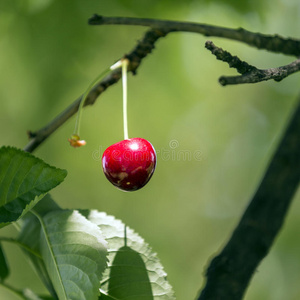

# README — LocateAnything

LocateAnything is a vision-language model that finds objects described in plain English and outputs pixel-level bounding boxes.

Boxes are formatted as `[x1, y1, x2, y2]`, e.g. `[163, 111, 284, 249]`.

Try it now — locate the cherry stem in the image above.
[73, 67, 111, 137]
[73, 59, 129, 140]
[122, 59, 129, 140]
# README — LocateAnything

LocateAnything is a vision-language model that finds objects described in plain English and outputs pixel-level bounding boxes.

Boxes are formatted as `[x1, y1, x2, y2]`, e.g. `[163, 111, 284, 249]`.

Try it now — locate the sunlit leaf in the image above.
[39, 210, 108, 300]
[0, 243, 9, 281]
[81, 211, 175, 300]
[0, 146, 67, 228]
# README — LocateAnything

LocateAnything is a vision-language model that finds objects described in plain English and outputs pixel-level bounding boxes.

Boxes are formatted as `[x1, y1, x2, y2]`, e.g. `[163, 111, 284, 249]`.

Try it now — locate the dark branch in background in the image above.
[89, 15, 300, 57]
[198, 98, 300, 300]
[205, 41, 300, 85]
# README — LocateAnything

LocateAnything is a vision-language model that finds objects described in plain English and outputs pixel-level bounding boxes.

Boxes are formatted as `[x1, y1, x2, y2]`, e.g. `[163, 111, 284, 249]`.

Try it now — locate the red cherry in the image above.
[102, 138, 156, 191]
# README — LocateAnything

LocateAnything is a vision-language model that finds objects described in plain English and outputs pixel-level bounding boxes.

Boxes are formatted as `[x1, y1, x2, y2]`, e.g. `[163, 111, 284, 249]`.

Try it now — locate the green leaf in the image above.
[0, 243, 9, 281]
[38, 210, 108, 300]
[81, 211, 175, 300]
[0, 146, 67, 228]
[18, 195, 61, 298]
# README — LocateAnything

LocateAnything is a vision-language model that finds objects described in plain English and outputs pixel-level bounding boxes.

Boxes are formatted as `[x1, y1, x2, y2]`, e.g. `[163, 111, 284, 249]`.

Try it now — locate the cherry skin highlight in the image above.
[102, 138, 156, 191]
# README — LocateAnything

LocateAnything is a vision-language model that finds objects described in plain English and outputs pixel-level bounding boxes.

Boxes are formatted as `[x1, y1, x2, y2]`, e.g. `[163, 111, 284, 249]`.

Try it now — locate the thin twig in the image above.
[198, 98, 300, 299]
[24, 70, 121, 153]
[205, 41, 258, 74]
[205, 41, 300, 85]
[89, 15, 300, 57]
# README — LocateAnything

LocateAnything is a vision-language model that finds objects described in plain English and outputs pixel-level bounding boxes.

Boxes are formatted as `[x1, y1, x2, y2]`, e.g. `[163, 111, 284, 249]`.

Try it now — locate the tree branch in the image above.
[205, 41, 300, 85]
[24, 29, 166, 153]
[197, 98, 300, 299]
[24, 16, 300, 152]
[89, 15, 300, 57]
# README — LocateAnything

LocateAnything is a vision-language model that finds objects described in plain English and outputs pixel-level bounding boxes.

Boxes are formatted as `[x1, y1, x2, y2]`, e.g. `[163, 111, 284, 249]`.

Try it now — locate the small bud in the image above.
[68, 134, 86, 148]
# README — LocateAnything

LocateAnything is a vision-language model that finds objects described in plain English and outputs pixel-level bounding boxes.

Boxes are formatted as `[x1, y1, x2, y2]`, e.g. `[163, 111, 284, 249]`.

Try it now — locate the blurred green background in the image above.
[1, 0, 300, 299]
